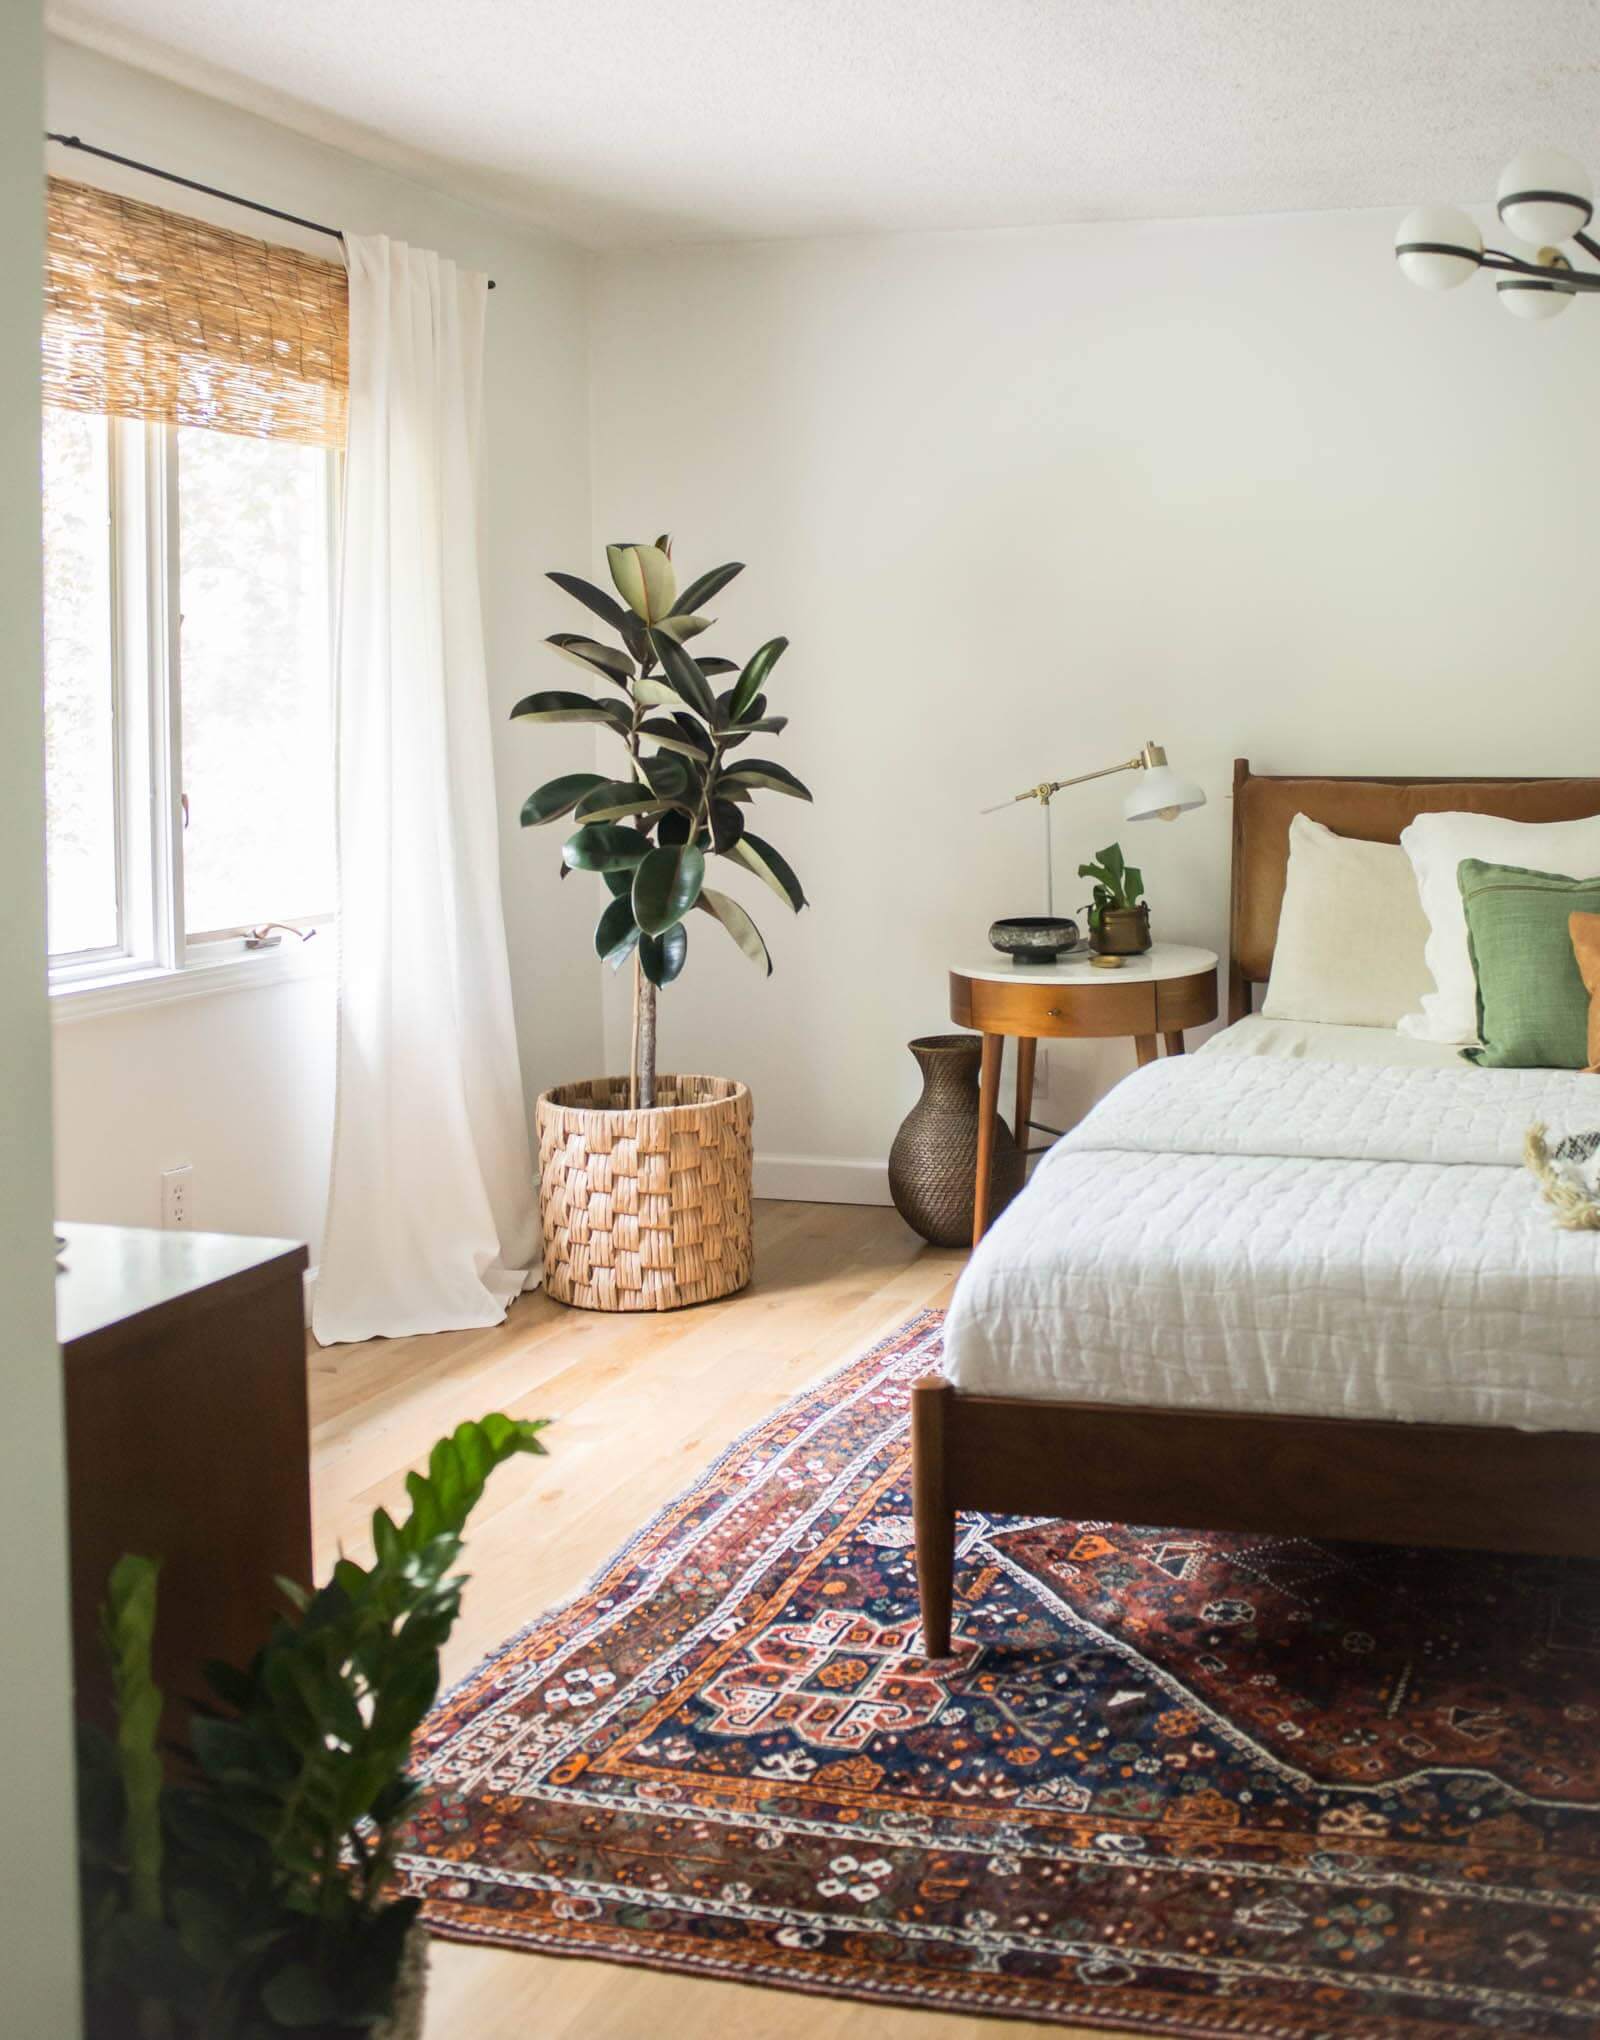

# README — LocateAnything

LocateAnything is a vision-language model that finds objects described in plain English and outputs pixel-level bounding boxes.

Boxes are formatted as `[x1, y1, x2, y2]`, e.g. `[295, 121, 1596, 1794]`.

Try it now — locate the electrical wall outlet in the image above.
[161, 1164, 193, 1229]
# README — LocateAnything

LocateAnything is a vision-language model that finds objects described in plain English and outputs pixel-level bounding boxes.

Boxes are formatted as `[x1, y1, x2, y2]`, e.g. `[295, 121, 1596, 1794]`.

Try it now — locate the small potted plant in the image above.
[516, 537, 810, 1312]
[1078, 842, 1152, 956]
[77, 1414, 547, 2040]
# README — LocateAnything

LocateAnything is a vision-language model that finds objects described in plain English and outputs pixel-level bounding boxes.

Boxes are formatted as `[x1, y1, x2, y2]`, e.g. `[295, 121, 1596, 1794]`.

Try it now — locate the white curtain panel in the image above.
[313, 236, 537, 1346]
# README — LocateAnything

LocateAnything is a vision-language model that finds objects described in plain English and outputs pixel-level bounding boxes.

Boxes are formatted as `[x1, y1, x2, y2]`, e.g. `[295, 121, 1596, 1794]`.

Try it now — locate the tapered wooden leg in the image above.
[1013, 1035, 1037, 1161]
[1134, 1034, 1159, 1068]
[973, 1030, 1003, 1247]
[1163, 1030, 1185, 1057]
[912, 1374, 954, 1659]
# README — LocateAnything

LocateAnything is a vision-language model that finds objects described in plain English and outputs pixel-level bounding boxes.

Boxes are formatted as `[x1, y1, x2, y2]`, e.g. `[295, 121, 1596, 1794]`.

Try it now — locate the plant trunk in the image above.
[635, 968, 657, 1109]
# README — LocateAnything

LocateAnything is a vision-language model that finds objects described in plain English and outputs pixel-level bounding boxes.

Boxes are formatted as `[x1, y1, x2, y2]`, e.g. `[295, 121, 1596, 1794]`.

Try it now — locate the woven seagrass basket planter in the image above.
[536, 1074, 754, 1311]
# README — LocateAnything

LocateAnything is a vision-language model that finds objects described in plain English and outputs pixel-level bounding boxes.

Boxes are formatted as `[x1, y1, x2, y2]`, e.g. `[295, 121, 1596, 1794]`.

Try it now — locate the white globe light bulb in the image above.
[1394, 206, 1483, 289]
[1496, 276, 1577, 320]
[1497, 147, 1593, 246]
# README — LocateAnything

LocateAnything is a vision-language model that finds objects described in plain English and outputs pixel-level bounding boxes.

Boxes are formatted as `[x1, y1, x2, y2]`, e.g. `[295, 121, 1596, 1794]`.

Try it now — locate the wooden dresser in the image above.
[57, 1223, 312, 1732]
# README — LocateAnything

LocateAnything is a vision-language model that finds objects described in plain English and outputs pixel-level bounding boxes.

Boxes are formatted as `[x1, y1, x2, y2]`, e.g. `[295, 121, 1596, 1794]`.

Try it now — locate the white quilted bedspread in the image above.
[941, 1056, 1600, 1432]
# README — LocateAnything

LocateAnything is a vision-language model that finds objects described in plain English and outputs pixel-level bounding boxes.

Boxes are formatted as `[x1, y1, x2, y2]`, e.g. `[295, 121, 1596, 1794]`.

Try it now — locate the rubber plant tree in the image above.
[515, 538, 809, 1106]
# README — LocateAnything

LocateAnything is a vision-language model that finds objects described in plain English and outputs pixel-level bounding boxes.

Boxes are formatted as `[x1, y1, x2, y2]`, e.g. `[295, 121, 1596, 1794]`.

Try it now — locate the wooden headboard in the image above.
[1227, 758, 1600, 1024]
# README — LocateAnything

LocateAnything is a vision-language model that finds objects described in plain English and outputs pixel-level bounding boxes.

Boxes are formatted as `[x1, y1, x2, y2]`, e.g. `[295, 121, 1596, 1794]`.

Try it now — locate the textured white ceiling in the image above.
[47, 1, 1600, 249]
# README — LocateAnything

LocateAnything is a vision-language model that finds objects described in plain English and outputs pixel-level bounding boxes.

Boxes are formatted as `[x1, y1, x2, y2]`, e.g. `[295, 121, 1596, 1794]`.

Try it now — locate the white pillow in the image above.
[1262, 814, 1433, 1029]
[1397, 810, 1600, 1045]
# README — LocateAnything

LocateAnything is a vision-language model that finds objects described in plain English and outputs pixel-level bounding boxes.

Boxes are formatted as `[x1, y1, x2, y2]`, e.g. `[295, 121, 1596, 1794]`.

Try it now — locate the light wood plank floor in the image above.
[309, 1200, 1098, 2039]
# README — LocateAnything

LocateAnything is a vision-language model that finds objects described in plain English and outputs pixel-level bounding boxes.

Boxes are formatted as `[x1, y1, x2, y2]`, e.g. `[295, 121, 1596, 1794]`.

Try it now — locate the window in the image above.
[41, 408, 339, 988]
[41, 407, 117, 958]
[40, 174, 348, 998]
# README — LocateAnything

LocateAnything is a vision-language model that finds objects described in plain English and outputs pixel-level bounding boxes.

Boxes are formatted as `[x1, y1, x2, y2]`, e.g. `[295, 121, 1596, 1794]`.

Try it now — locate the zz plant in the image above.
[516, 538, 809, 1106]
[78, 1413, 547, 2039]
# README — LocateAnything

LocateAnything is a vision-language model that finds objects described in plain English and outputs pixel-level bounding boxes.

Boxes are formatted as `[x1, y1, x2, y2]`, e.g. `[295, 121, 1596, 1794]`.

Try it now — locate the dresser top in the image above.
[56, 1222, 307, 1350]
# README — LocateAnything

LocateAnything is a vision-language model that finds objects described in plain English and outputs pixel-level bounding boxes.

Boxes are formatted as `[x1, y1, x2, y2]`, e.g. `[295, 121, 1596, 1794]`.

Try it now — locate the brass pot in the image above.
[1090, 903, 1151, 956]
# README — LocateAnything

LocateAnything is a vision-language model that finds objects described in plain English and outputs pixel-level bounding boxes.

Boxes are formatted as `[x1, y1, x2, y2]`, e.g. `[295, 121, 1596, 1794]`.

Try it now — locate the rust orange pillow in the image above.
[1574, 911, 1600, 1072]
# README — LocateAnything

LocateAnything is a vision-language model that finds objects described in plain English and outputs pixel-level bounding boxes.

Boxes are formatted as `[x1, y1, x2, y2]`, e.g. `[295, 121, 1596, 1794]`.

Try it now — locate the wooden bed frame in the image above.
[913, 759, 1600, 1658]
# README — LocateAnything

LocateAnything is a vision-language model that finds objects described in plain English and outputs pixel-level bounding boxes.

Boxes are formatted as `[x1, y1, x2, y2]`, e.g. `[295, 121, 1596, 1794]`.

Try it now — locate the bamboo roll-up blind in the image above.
[43, 176, 348, 447]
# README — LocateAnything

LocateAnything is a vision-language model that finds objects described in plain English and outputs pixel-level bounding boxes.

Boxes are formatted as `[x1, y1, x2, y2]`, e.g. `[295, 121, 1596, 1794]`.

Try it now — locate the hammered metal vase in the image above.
[888, 1034, 1025, 1247]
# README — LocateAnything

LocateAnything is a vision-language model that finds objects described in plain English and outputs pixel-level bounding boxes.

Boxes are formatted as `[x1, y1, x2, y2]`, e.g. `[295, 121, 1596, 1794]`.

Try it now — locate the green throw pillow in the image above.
[1458, 858, 1600, 1069]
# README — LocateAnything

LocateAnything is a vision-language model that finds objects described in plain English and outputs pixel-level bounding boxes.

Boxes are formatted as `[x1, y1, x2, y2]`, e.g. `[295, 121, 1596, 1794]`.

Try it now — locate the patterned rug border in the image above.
[411, 1905, 1459, 2040]
[405, 1306, 1600, 2039]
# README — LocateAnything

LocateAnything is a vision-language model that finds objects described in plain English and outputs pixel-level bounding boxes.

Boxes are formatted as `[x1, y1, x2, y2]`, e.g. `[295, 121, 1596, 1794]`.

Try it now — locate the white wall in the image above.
[1, 7, 82, 2029]
[588, 211, 1600, 1189]
[47, 37, 599, 1259]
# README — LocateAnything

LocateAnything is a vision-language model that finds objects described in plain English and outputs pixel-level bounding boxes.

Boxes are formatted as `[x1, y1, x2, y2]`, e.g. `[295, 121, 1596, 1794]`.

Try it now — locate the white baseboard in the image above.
[754, 1152, 892, 1206]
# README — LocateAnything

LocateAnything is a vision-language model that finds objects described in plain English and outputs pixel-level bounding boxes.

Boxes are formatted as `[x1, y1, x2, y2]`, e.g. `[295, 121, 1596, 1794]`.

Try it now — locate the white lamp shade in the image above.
[1125, 764, 1205, 823]
[1495, 276, 1577, 320]
[1394, 206, 1482, 289]
[1497, 147, 1593, 247]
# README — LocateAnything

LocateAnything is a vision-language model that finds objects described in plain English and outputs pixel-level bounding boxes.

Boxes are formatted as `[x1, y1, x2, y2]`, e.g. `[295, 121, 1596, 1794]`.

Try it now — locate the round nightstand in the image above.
[949, 942, 1219, 1245]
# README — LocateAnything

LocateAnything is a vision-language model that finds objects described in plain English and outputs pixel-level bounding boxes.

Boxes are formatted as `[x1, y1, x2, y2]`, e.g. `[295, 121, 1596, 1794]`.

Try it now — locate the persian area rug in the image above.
[398, 1311, 1600, 2037]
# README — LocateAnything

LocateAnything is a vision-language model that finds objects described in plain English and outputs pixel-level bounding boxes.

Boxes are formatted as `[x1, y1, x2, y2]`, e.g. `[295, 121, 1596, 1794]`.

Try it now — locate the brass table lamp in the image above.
[983, 740, 1205, 917]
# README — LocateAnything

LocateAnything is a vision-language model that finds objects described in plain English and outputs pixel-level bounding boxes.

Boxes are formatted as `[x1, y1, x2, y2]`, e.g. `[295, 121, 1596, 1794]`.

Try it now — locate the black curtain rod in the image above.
[44, 132, 496, 288]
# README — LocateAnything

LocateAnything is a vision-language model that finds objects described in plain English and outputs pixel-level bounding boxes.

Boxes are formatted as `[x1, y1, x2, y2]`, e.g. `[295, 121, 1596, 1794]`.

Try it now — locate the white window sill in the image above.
[50, 932, 336, 1023]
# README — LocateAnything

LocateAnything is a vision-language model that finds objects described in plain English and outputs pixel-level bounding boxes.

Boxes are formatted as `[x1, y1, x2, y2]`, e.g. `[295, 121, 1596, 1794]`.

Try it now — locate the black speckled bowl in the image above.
[988, 915, 1080, 965]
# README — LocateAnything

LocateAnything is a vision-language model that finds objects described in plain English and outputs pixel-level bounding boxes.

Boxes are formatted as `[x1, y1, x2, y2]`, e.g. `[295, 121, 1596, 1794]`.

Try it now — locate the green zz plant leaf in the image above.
[81, 1417, 549, 2040]
[101, 1554, 164, 1923]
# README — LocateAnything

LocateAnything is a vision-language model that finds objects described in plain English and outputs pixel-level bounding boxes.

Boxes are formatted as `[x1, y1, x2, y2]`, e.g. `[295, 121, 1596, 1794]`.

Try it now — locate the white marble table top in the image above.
[952, 940, 1219, 987]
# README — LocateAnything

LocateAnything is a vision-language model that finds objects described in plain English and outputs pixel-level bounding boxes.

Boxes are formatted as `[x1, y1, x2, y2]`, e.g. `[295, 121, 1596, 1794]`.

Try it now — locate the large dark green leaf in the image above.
[639, 717, 709, 761]
[671, 560, 744, 615]
[594, 893, 639, 968]
[718, 757, 813, 801]
[717, 714, 787, 754]
[639, 751, 692, 800]
[547, 570, 631, 634]
[696, 655, 739, 676]
[563, 823, 653, 873]
[655, 810, 693, 847]
[648, 629, 719, 722]
[545, 633, 634, 686]
[697, 888, 772, 974]
[729, 637, 788, 721]
[632, 842, 706, 935]
[574, 781, 669, 825]
[510, 690, 631, 735]
[672, 713, 716, 754]
[722, 830, 807, 911]
[639, 922, 688, 986]
[520, 772, 607, 826]
[603, 866, 635, 896]
[707, 798, 745, 851]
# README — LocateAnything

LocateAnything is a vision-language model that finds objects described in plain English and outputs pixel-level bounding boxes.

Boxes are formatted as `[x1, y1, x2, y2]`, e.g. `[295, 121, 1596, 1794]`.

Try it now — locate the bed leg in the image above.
[912, 1374, 955, 1659]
